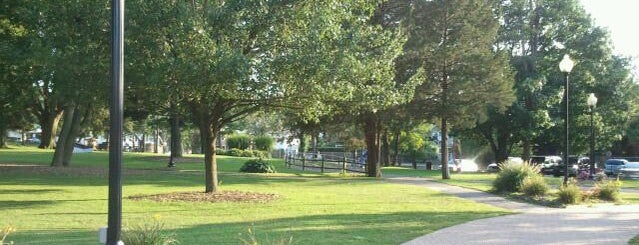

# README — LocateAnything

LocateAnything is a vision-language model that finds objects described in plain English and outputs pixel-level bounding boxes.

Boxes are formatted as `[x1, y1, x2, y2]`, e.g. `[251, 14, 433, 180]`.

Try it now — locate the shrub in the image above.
[122, 215, 178, 245]
[251, 150, 269, 159]
[228, 148, 243, 157]
[595, 178, 622, 202]
[1, 225, 15, 245]
[557, 179, 582, 204]
[240, 150, 254, 158]
[227, 134, 251, 150]
[594, 172, 607, 182]
[240, 159, 276, 173]
[254, 136, 275, 152]
[216, 149, 228, 155]
[520, 175, 549, 197]
[492, 161, 540, 193]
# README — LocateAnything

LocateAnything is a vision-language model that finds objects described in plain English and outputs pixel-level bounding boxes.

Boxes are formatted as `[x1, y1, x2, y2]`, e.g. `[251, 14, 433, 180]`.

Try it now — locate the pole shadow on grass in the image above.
[7, 210, 507, 245]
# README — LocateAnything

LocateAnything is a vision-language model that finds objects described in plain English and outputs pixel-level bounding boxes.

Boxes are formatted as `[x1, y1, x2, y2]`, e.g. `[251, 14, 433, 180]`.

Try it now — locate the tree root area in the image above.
[130, 191, 280, 203]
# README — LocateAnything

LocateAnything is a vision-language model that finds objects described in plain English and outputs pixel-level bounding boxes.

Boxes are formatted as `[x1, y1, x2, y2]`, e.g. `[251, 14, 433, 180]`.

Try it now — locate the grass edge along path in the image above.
[0, 146, 510, 244]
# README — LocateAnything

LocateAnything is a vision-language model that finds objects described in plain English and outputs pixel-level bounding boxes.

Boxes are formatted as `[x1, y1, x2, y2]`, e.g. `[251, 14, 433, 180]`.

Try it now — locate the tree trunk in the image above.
[39, 111, 63, 149]
[52, 106, 74, 166]
[200, 121, 218, 193]
[154, 118, 160, 153]
[441, 117, 450, 179]
[0, 124, 7, 148]
[363, 113, 380, 177]
[392, 128, 400, 166]
[311, 132, 318, 152]
[493, 130, 510, 164]
[298, 131, 306, 153]
[141, 133, 146, 152]
[60, 107, 84, 166]
[170, 114, 183, 158]
[522, 138, 531, 162]
[381, 128, 391, 167]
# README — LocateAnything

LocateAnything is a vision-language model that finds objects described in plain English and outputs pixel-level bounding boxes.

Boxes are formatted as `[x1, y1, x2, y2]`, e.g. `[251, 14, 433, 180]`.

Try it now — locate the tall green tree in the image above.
[47, 1, 109, 166]
[0, 1, 64, 149]
[475, 0, 639, 162]
[402, 0, 515, 179]
[126, 0, 407, 191]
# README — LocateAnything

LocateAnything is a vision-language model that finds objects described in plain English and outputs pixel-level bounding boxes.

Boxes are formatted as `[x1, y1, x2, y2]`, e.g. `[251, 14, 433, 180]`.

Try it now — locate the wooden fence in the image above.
[285, 152, 367, 174]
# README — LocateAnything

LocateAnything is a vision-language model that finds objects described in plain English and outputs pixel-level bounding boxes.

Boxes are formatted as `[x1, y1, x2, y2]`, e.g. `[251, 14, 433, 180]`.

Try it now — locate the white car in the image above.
[458, 159, 479, 172]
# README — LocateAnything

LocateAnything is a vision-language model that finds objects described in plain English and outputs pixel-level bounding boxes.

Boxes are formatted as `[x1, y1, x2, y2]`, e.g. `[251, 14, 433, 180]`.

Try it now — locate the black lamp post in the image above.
[587, 93, 598, 177]
[559, 54, 574, 186]
[108, 0, 124, 244]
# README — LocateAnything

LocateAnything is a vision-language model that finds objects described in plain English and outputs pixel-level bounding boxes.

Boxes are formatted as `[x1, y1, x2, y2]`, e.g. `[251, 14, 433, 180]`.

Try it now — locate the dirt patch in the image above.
[143, 156, 203, 163]
[129, 191, 280, 203]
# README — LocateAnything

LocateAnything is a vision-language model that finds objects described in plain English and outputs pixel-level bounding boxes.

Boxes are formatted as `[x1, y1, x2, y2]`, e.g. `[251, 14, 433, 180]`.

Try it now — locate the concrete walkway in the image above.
[386, 177, 639, 245]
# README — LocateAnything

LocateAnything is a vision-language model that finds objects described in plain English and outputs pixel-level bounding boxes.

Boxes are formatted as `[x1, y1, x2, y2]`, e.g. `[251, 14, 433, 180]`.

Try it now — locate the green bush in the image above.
[122, 216, 178, 245]
[594, 172, 607, 182]
[254, 136, 275, 152]
[228, 148, 243, 157]
[216, 149, 228, 155]
[595, 179, 621, 202]
[240, 150, 254, 158]
[250, 150, 269, 159]
[557, 179, 582, 204]
[240, 159, 276, 173]
[227, 134, 251, 150]
[520, 175, 549, 197]
[492, 161, 540, 193]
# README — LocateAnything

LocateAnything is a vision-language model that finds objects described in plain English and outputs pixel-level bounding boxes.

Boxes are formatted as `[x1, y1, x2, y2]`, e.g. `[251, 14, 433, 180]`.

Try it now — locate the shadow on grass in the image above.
[9, 211, 507, 245]
[171, 210, 509, 244]
[0, 188, 64, 194]
[0, 200, 58, 210]
[0, 169, 379, 189]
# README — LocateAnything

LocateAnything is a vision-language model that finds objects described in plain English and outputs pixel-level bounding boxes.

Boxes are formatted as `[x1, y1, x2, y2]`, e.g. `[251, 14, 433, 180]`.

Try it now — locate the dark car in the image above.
[97, 142, 109, 151]
[7, 137, 22, 143]
[552, 156, 588, 177]
[604, 159, 628, 176]
[530, 155, 561, 175]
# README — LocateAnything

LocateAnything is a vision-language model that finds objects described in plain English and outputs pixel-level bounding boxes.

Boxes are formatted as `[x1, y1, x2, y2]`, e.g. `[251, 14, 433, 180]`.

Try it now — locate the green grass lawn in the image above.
[382, 166, 639, 204]
[0, 146, 509, 244]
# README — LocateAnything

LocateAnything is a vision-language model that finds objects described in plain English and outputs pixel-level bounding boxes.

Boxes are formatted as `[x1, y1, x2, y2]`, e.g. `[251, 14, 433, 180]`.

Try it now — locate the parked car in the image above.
[486, 163, 499, 172]
[530, 155, 562, 175]
[605, 159, 629, 176]
[507, 157, 524, 164]
[7, 137, 22, 143]
[619, 162, 639, 179]
[458, 159, 479, 172]
[25, 137, 41, 144]
[485, 157, 524, 172]
[552, 156, 588, 177]
[97, 142, 109, 151]
[438, 159, 461, 172]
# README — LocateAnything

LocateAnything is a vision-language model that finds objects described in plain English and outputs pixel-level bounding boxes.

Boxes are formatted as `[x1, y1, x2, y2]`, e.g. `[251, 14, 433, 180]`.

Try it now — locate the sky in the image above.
[580, 0, 639, 70]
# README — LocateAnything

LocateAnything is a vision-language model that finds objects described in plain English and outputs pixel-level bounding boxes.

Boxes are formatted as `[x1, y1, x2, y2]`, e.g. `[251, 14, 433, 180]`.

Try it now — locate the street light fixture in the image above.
[559, 54, 574, 186]
[587, 93, 598, 177]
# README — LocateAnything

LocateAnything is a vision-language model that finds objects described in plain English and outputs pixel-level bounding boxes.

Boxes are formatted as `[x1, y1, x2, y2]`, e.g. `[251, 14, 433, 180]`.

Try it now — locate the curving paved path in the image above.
[386, 177, 639, 245]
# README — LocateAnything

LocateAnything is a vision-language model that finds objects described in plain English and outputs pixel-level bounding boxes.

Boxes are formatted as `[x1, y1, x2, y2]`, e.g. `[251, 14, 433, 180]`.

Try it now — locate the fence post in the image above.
[302, 152, 306, 171]
[321, 157, 325, 173]
[342, 156, 347, 173]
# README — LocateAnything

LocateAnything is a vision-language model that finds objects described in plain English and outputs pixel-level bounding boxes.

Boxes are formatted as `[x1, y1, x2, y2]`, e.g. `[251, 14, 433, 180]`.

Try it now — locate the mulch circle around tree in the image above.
[143, 156, 203, 163]
[129, 191, 280, 203]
